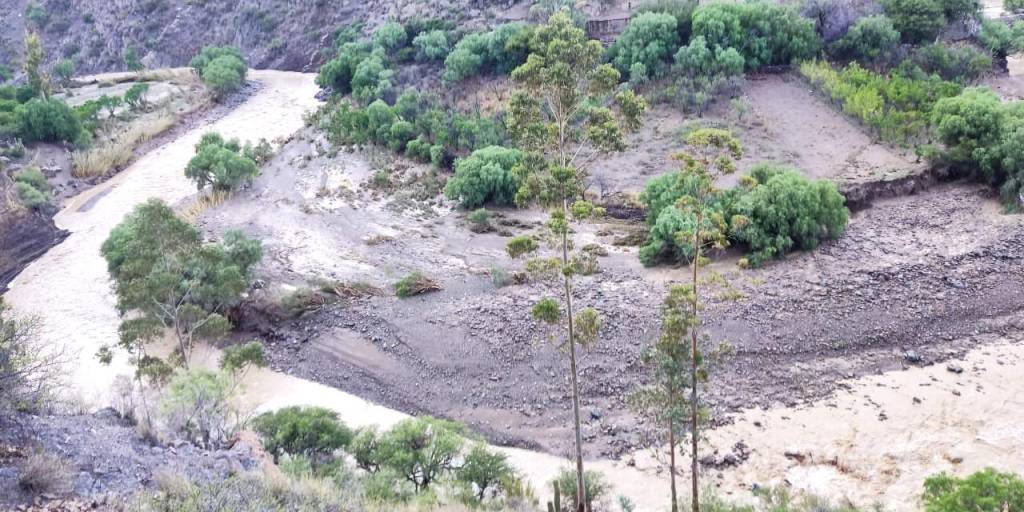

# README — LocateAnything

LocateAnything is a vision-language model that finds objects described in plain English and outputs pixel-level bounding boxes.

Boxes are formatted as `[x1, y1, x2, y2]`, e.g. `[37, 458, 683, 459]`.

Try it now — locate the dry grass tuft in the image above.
[72, 110, 177, 178]
[181, 189, 231, 221]
[18, 451, 74, 496]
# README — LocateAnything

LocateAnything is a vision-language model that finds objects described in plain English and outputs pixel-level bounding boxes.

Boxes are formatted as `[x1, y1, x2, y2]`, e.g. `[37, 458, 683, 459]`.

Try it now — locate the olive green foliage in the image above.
[374, 416, 465, 492]
[412, 29, 450, 61]
[553, 469, 607, 512]
[977, 19, 1024, 58]
[444, 145, 524, 208]
[16, 98, 83, 143]
[254, 406, 353, 465]
[608, 12, 681, 81]
[185, 132, 259, 192]
[443, 22, 534, 82]
[25, 2, 48, 27]
[350, 51, 394, 104]
[372, 22, 408, 52]
[456, 444, 515, 501]
[190, 46, 247, 100]
[882, 0, 946, 44]
[671, 36, 745, 113]
[53, 59, 75, 88]
[1010, 0, 1024, 10]
[923, 468, 1024, 512]
[830, 15, 900, 63]
[635, 0, 698, 42]
[930, 87, 1024, 208]
[125, 83, 149, 110]
[99, 199, 261, 368]
[23, 32, 47, 100]
[316, 41, 372, 95]
[800, 60, 962, 145]
[639, 172, 739, 265]
[912, 43, 992, 84]
[733, 165, 849, 266]
[689, 2, 821, 70]
[13, 167, 51, 209]
[0, 64, 11, 82]
[124, 46, 143, 72]
[326, 90, 503, 167]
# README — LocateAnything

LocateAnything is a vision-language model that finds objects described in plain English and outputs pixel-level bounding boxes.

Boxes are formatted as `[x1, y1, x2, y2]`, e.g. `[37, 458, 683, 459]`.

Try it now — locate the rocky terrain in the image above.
[0, 0, 535, 76]
[0, 410, 260, 508]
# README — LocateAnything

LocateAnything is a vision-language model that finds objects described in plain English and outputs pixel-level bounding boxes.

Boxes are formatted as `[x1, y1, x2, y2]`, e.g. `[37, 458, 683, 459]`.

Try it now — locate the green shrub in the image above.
[316, 42, 372, 94]
[253, 406, 353, 465]
[635, 0, 698, 42]
[14, 167, 49, 192]
[1010, 0, 1024, 11]
[202, 55, 246, 100]
[977, 19, 1024, 58]
[912, 43, 992, 83]
[25, 1, 48, 27]
[456, 444, 515, 502]
[467, 208, 492, 232]
[53, 59, 75, 88]
[16, 98, 82, 143]
[373, 22, 408, 52]
[800, 60, 961, 145]
[882, 0, 946, 44]
[351, 52, 393, 104]
[124, 46, 143, 72]
[159, 369, 241, 448]
[189, 46, 245, 74]
[184, 132, 259, 191]
[15, 182, 48, 209]
[443, 23, 533, 82]
[733, 167, 849, 266]
[375, 417, 465, 492]
[608, 12, 681, 81]
[0, 64, 11, 83]
[444, 145, 523, 208]
[554, 469, 607, 512]
[125, 83, 149, 110]
[393, 272, 440, 298]
[831, 15, 900, 63]
[690, 2, 820, 70]
[923, 468, 1024, 512]
[412, 29, 450, 61]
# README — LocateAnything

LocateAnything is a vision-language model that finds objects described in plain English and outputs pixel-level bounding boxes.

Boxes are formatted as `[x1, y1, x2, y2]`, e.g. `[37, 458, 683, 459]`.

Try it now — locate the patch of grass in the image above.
[394, 272, 440, 298]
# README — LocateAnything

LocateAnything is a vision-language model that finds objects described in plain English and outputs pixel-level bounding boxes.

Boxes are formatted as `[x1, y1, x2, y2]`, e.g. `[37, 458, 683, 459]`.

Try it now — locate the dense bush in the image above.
[689, 2, 820, 70]
[733, 165, 849, 266]
[14, 167, 51, 209]
[53, 59, 75, 88]
[456, 444, 515, 502]
[976, 19, 1024, 58]
[554, 468, 608, 512]
[372, 22, 408, 52]
[184, 132, 259, 192]
[316, 42, 372, 95]
[608, 12, 681, 81]
[830, 15, 900, 64]
[640, 164, 848, 266]
[1010, 0, 1024, 11]
[670, 36, 744, 113]
[882, 0, 946, 44]
[412, 29, 450, 61]
[326, 90, 504, 167]
[350, 52, 394, 104]
[159, 369, 243, 448]
[443, 22, 534, 82]
[929, 87, 1024, 207]
[132, 470, 361, 511]
[800, 60, 962, 145]
[375, 417, 465, 491]
[444, 145, 523, 208]
[16, 98, 83, 143]
[923, 468, 1024, 512]
[1, 297, 61, 411]
[635, 0, 698, 42]
[191, 46, 247, 101]
[254, 406, 353, 465]
[125, 83, 150, 110]
[912, 43, 992, 83]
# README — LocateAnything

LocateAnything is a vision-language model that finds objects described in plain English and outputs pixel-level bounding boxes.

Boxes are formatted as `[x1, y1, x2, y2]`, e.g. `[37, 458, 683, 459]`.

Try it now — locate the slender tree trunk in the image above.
[562, 198, 587, 512]
[690, 209, 702, 512]
[670, 416, 678, 512]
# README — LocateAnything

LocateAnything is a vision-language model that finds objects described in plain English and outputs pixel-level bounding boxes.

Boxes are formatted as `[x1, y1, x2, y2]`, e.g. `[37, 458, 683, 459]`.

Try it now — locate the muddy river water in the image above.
[5, 70, 1024, 512]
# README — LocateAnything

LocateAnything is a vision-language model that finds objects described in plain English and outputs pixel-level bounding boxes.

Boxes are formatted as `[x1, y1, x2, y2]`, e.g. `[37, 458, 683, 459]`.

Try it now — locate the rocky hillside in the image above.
[0, 0, 524, 76]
